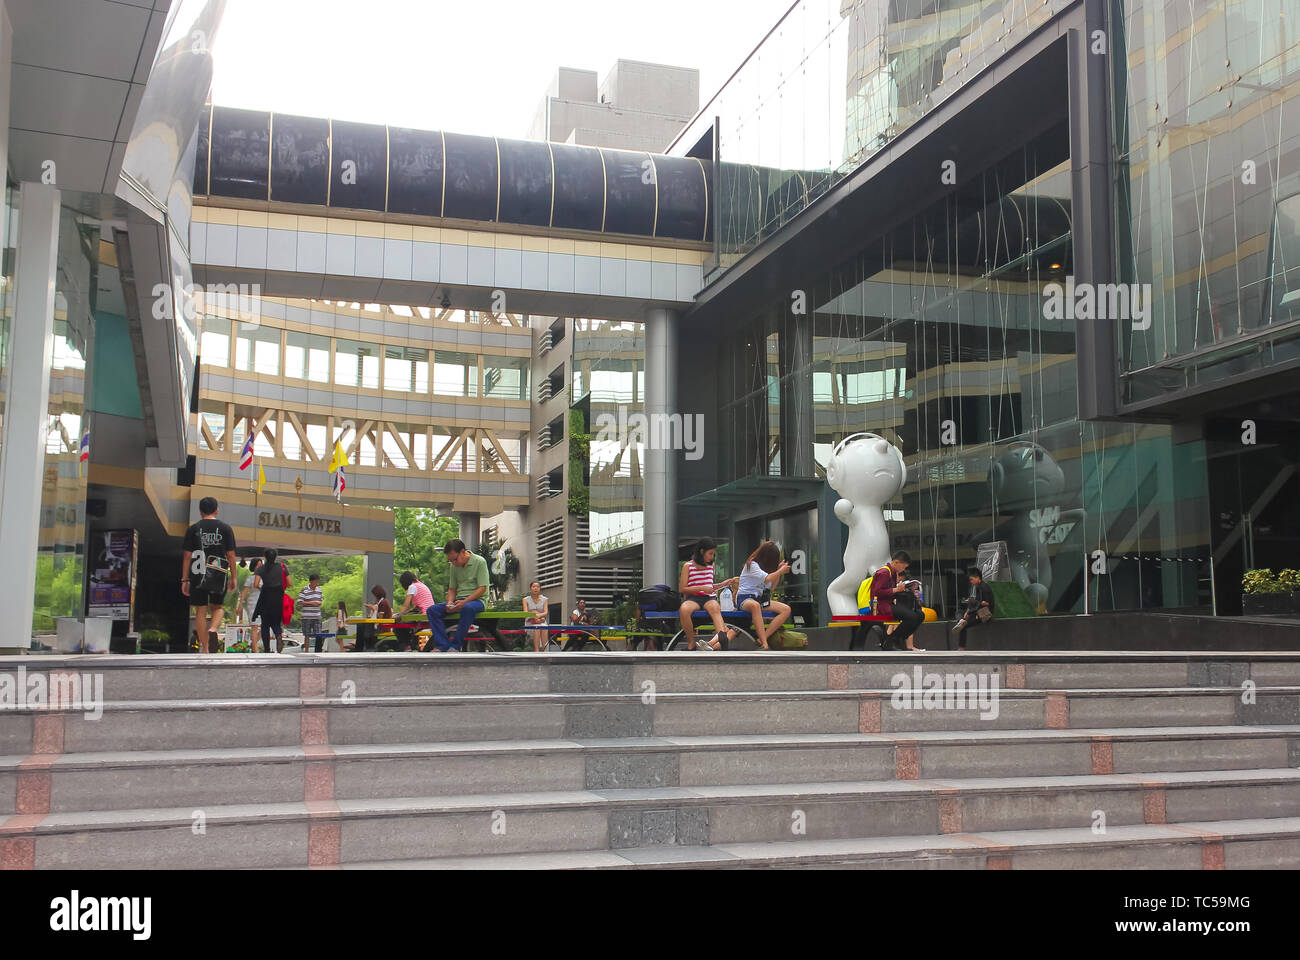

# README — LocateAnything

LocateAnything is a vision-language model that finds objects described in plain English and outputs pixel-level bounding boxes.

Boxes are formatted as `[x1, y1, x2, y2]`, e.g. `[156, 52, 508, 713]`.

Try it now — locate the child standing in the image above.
[297, 574, 325, 651]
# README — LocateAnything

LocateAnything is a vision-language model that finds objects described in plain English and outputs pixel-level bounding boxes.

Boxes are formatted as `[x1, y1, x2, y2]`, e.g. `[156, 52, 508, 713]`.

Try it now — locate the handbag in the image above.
[976, 606, 992, 623]
[282, 592, 295, 622]
[197, 556, 228, 595]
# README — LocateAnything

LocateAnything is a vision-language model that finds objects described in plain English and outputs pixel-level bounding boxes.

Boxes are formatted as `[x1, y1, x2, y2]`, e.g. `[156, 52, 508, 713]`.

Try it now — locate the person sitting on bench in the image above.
[678, 538, 738, 651]
[356, 585, 392, 652]
[734, 540, 792, 650]
[952, 567, 995, 650]
[423, 539, 489, 653]
[869, 551, 924, 651]
[396, 572, 435, 651]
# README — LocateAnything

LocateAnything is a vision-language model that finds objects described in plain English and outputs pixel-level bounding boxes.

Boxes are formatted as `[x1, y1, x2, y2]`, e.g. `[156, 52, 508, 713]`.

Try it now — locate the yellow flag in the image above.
[257, 463, 266, 495]
[327, 440, 348, 474]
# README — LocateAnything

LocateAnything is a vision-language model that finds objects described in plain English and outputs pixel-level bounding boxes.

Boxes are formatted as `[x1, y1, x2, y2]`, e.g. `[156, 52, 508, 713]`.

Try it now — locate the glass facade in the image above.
[235, 321, 281, 376]
[672, 0, 1074, 277]
[714, 129, 1213, 621]
[432, 350, 478, 397]
[288, 331, 332, 382]
[573, 318, 646, 556]
[33, 206, 108, 634]
[483, 355, 531, 401]
[1113, 0, 1300, 400]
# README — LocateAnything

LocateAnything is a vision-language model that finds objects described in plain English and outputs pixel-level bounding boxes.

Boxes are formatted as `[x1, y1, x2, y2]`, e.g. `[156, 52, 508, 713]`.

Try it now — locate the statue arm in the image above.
[834, 499, 854, 523]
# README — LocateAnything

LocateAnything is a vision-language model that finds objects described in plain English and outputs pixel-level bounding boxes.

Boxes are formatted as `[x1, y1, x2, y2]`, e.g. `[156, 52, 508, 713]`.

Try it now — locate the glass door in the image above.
[1207, 420, 1300, 615]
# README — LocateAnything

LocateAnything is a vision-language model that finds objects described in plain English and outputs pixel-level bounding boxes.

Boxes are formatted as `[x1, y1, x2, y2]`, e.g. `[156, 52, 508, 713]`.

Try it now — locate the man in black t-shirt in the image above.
[182, 496, 238, 653]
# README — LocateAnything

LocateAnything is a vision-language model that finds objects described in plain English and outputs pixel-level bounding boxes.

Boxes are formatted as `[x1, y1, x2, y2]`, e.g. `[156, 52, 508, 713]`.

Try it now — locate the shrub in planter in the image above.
[1242, 569, 1298, 617]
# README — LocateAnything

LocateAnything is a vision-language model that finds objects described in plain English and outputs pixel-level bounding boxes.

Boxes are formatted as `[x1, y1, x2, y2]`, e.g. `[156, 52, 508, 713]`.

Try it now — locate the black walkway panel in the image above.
[652, 154, 710, 242]
[270, 114, 329, 206]
[330, 119, 388, 213]
[208, 106, 270, 201]
[387, 126, 445, 218]
[195, 106, 711, 243]
[443, 132, 498, 222]
[601, 149, 656, 236]
[550, 143, 604, 232]
[496, 138, 553, 228]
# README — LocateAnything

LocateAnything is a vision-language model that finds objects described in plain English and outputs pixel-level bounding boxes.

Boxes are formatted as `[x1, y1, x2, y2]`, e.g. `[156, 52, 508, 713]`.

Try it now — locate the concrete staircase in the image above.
[3, 652, 1300, 869]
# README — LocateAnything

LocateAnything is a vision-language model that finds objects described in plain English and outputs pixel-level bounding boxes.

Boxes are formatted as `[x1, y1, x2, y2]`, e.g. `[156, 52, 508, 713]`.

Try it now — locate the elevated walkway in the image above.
[190, 106, 711, 320]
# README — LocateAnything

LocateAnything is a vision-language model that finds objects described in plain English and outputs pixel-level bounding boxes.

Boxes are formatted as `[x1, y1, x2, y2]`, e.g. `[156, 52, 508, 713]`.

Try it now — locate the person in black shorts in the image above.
[181, 496, 238, 653]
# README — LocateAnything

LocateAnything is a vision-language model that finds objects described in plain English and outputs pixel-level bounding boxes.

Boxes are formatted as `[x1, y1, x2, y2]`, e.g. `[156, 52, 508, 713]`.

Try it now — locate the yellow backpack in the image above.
[857, 569, 889, 614]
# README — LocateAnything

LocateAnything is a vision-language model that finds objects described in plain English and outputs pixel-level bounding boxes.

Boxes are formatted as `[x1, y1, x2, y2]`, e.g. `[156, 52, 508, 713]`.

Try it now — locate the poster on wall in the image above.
[977, 540, 1012, 583]
[88, 529, 138, 625]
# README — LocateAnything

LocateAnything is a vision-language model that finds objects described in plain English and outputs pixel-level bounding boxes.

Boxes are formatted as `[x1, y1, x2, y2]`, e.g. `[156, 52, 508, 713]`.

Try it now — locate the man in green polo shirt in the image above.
[424, 539, 490, 652]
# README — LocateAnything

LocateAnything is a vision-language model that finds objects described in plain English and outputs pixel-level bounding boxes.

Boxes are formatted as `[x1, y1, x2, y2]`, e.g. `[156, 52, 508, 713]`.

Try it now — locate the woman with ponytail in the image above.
[734, 541, 792, 650]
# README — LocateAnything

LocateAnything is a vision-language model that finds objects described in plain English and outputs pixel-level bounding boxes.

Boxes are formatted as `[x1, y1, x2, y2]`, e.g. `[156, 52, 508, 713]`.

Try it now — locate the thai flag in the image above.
[333, 465, 346, 502]
[239, 434, 254, 471]
[78, 430, 90, 464]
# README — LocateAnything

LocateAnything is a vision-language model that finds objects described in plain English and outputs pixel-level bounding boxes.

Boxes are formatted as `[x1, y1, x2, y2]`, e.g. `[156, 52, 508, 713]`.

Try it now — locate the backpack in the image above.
[773, 627, 808, 649]
[638, 584, 682, 612]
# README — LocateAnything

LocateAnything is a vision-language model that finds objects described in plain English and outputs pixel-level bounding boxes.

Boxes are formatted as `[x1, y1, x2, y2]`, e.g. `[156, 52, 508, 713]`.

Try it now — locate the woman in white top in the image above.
[735, 541, 792, 649]
[523, 581, 549, 652]
[239, 558, 264, 652]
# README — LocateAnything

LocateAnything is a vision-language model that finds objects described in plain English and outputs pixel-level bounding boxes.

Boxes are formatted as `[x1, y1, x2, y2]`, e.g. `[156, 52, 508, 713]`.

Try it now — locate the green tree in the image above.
[33, 555, 85, 633]
[321, 570, 364, 619]
[225, 556, 367, 627]
[568, 407, 590, 516]
[394, 509, 459, 602]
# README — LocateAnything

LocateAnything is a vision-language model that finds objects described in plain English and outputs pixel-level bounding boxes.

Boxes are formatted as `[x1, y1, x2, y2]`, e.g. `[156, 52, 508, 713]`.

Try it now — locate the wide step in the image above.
[6, 652, 1300, 869]
[338, 816, 1300, 870]
[14, 768, 1300, 868]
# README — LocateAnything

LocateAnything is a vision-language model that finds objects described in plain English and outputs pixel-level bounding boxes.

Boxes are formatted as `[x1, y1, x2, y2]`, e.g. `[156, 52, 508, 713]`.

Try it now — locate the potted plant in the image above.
[1242, 569, 1295, 617]
[1282, 569, 1300, 616]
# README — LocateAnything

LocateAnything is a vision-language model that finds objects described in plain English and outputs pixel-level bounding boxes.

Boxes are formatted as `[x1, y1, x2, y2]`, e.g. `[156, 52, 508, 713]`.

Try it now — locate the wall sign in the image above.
[257, 512, 342, 535]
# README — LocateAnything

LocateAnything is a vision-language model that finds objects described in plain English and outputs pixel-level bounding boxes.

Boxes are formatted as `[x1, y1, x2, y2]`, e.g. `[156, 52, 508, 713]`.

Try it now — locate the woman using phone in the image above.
[734, 541, 792, 650]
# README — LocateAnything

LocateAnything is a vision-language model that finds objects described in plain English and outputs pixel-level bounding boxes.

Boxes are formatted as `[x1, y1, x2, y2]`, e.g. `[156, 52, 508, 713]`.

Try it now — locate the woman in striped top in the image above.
[678, 538, 738, 651]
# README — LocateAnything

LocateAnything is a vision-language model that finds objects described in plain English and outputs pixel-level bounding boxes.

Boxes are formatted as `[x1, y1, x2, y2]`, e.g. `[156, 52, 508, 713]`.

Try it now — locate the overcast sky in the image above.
[210, 0, 796, 138]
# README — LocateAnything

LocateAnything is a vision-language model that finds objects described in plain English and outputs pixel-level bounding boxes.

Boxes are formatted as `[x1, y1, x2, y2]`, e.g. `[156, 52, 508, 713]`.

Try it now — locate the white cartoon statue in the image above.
[825, 433, 907, 616]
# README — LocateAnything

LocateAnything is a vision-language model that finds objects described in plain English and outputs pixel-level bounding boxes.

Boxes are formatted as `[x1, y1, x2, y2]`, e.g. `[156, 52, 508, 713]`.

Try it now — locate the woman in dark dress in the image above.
[252, 549, 289, 653]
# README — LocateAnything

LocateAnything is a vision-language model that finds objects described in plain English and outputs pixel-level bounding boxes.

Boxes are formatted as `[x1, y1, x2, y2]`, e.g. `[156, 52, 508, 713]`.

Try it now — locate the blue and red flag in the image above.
[239, 433, 254, 471]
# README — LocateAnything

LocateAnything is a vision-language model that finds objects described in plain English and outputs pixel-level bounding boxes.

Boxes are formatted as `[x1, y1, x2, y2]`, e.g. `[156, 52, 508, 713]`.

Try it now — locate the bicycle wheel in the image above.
[561, 631, 607, 652]
[669, 629, 717, 651]
[724, 625, 759, 650]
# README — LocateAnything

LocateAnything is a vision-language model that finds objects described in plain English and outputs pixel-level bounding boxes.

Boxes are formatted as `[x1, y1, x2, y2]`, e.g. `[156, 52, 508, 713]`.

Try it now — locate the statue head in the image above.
[825, 433, 907, 507]
[992, 442, 1066, 503]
